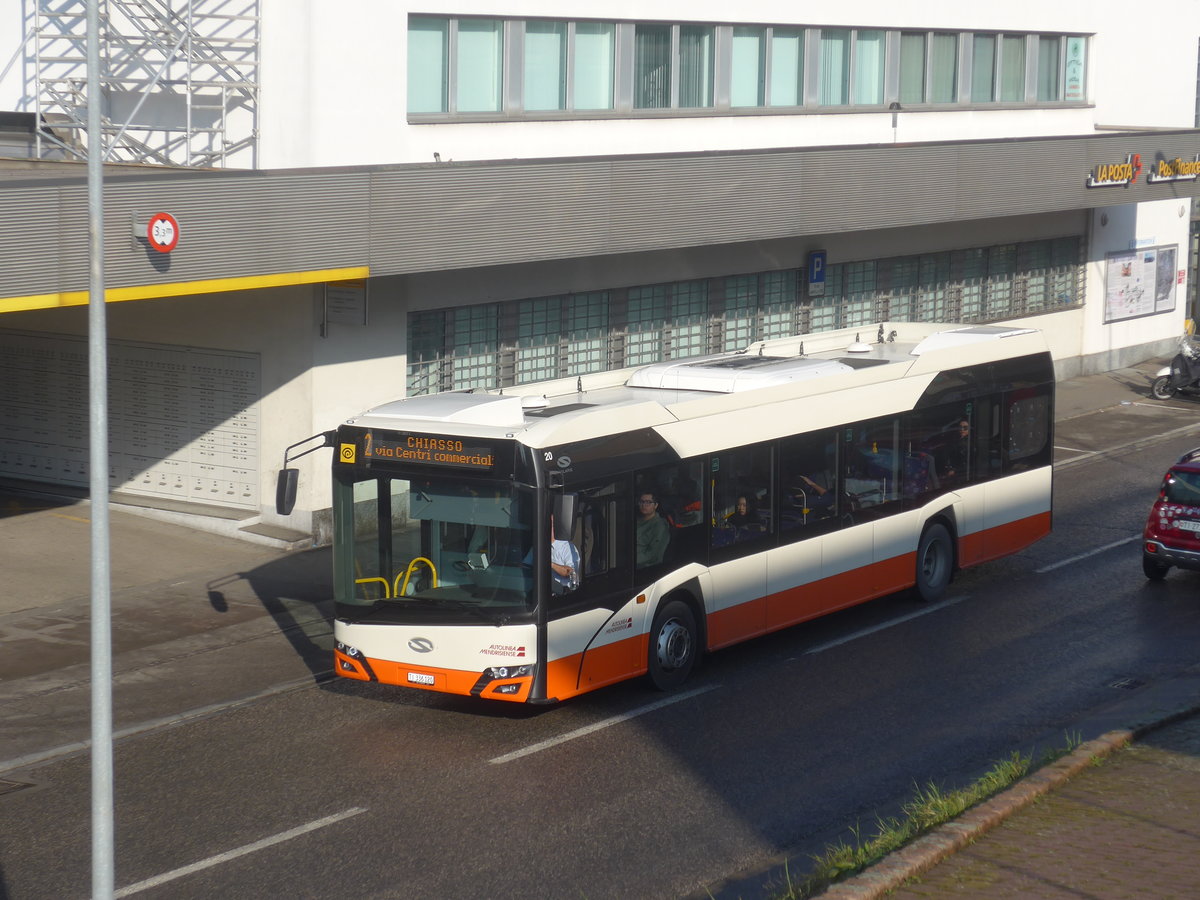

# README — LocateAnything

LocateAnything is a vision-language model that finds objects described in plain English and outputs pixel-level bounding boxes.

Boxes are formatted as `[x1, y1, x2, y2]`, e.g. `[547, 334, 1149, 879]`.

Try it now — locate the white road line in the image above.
[113, 807, 367, 897]
[1035, 535, 1140, 573]
[1054, 445, 1089, 453]
[489, 685, 718, 764]
[800, 595, 967, 656]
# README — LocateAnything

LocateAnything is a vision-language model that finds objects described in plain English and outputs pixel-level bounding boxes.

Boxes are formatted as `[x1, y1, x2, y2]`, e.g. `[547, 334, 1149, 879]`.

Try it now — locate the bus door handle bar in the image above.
[355, 576, 391, 600]
[397, 557, 438, 597]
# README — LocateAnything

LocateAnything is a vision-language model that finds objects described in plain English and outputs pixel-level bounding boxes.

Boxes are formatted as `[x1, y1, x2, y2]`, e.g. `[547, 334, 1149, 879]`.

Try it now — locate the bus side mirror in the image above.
[276, 468, 299, 516]
[552, 492, 578, 540]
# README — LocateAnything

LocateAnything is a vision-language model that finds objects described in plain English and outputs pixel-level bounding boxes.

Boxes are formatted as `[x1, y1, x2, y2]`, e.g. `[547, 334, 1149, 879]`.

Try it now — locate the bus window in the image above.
[1005, 387, 1052, 471]
[843, 418, 901, 519]
[333, 472, 535, 615]
[711, 445, 772, 548]
[637, 460, 705, 566]
[780, 430, 839, 535]
[904, 402, 973, 496]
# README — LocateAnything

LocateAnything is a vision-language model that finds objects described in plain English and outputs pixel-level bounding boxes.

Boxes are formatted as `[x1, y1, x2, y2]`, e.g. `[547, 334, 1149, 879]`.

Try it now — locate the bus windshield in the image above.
[335, 473, 536, 622]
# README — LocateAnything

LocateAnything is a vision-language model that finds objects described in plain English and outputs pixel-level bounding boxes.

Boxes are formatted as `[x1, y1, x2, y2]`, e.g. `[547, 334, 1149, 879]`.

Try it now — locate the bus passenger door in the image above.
[705, 446, 771, 648]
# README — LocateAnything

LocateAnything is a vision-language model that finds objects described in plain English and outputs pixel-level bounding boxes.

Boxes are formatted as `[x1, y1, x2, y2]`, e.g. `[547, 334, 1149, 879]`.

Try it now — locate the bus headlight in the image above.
[335, 641, 361, 658]
[484, 665, 533, 680]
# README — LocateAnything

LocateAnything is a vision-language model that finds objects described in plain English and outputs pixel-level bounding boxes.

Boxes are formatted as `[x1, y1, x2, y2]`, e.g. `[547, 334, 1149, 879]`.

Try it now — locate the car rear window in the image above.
[1164, 470, 1200, 505]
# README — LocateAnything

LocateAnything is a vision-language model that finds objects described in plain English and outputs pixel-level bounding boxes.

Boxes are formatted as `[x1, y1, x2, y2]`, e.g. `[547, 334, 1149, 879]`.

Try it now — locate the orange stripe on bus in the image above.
[960, 511, 1051, 566]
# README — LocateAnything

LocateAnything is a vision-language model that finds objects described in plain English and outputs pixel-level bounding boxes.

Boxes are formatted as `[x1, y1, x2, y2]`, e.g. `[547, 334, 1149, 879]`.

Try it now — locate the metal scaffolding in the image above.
[34, 0, 259, 167]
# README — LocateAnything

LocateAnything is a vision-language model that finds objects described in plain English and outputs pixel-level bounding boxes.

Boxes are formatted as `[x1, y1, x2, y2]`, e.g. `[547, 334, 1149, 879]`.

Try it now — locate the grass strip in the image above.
[770, 734, 1080, 900]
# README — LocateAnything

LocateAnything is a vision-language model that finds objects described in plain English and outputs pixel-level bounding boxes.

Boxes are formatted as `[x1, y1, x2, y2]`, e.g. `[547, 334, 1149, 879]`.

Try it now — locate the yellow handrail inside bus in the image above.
[396, 557, 438, 597]
[354, 576, 391, 600]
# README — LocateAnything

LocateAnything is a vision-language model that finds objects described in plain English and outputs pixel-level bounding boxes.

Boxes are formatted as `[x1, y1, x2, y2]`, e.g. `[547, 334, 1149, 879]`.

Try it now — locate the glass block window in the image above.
[564, 291, 610, 376]
[958, 248, 987, 319]
[842, 261, 877, 328]
[986, 244, 1016, 317]
[407, 309, 446, 395]
[888, 258, 918, 322]
[915, 253, 951, 322]
[405, 239, 1083, 394]
[722, 275, 759, 350]
[515, 297, 562, 382]
[761, 270, 799, 339]
[451, 304, 499, 389]
[1021, 241, 1051, 312]
[669, 280, 710, 358]
[626, 284, 669, 364]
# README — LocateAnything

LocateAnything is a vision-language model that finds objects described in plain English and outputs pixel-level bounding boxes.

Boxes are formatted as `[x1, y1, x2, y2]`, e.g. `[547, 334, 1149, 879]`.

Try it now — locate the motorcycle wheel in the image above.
[1151, 376, 1176, 401]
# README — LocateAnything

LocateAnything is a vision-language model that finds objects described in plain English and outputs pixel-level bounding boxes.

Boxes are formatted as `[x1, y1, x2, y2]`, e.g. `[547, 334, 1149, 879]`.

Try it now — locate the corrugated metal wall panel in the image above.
[2, 131, 1198, 299]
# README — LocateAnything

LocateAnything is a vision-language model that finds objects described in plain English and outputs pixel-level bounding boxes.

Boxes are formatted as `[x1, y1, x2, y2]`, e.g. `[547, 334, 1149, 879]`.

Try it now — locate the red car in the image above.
[1143, 448, 1200, 580]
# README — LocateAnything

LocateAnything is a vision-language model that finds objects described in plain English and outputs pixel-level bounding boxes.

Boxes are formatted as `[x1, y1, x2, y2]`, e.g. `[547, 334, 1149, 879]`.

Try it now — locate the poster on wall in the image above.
[1103, 244, 1178, 323]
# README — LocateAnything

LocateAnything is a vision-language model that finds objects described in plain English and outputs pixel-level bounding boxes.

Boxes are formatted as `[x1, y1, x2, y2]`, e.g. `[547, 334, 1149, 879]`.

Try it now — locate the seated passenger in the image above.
[636, 493, 670, 567]
[725, 496, 765, 531]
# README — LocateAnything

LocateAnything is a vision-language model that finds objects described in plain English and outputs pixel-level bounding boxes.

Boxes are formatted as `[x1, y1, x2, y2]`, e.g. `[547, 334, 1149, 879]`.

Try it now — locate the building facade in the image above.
[0, 2, 1198, 541]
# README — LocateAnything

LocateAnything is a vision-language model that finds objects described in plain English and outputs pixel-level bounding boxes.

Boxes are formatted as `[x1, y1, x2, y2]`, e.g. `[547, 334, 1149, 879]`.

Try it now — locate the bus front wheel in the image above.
[915, 523, 953, 603]
[648, 600, 699, 690]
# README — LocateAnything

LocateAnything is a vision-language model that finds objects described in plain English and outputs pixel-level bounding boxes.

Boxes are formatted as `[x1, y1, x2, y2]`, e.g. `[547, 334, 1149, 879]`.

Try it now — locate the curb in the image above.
[817, 700, 1200, 899]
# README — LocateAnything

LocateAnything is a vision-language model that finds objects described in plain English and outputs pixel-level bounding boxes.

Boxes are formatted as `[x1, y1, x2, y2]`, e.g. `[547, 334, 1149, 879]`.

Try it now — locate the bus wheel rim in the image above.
[656, 620, 692, 670]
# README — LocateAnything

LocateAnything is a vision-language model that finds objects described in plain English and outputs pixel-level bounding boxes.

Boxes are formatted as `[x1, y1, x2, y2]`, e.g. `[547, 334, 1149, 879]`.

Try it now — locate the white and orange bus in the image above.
[278, 322, 1053, 703]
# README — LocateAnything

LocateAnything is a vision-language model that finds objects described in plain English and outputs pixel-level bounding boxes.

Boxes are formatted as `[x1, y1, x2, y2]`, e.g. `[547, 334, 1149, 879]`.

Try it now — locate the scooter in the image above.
[1150, 334, 1200, 400]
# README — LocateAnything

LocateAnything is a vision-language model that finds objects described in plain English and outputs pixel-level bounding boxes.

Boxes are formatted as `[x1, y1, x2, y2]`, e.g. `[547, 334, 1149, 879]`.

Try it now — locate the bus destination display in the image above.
[362, 432, 497, 471]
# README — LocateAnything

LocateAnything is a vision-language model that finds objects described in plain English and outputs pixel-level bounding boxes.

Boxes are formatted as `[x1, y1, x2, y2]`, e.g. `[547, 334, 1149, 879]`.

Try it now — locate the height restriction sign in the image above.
[147, 212, 180, 253]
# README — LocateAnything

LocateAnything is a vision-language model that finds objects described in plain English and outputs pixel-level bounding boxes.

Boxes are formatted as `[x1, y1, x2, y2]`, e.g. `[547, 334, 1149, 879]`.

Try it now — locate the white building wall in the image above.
[251, 0, 1200, 169]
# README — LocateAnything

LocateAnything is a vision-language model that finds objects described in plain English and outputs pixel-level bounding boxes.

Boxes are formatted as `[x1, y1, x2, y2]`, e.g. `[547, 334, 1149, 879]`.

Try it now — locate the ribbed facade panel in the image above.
[1, 132, 1198, 300]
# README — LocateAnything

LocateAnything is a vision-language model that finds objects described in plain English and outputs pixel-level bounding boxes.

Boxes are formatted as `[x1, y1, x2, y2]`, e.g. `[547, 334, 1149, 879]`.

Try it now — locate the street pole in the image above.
[86, 0, 115, 896]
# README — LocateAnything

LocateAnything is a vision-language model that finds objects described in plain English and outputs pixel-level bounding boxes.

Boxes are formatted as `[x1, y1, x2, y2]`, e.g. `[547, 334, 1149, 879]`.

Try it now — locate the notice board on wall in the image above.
[1103, 244, 1177, 323]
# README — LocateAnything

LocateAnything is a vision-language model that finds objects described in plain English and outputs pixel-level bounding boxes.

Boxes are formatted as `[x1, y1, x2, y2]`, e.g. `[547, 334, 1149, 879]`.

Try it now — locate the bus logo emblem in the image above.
[408, 637, 434, 653]
[339, 443, 356, 464]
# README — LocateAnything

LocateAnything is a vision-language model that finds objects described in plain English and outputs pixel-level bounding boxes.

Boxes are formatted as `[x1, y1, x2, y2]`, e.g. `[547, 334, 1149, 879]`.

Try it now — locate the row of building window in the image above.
[408, 17, 1087, 118]
[406, 236, 1083, 395]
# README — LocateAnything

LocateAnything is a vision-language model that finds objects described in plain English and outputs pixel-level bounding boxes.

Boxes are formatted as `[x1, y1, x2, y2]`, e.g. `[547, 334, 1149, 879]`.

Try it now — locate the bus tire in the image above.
[915, 523, 953, 603]
[648, 600, 699, 691]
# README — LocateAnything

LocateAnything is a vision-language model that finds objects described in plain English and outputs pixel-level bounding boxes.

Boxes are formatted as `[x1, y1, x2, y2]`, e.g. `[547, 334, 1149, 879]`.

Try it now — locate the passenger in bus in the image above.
[549, 515, 580, 595]
[943, 418, 971, 481]
[636, 493, 670, 567]
[725, 496, 763, 529]
[791, 475, 834, 515]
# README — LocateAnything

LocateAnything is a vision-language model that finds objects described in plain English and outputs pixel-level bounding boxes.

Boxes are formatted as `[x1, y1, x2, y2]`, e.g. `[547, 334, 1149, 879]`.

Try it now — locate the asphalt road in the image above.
[2, 429, 1199, 900]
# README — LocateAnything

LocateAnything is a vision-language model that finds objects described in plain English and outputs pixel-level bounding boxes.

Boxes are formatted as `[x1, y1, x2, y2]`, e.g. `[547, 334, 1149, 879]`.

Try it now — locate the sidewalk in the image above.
[2, 357, 1200, 900]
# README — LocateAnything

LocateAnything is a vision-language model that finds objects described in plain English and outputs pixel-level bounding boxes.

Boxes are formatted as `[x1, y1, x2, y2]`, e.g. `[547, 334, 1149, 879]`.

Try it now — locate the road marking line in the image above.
[801, 595, 967, 656]
[113, 807, 367, 897]
[1036, 535, 1140, 573]
[489, 685, 718, 764]
[51, 512, 90, 523]
[1054, 445, 1089, 452]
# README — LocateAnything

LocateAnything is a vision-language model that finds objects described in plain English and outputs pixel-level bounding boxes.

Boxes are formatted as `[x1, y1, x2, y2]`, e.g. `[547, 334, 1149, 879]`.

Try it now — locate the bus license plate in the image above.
[407, 672, 436, 685]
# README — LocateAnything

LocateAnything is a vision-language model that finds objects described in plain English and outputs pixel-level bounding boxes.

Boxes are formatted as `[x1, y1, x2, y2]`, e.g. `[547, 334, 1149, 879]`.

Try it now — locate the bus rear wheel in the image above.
[915, 523, 953, 602]
[648, 600, 699, 690]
